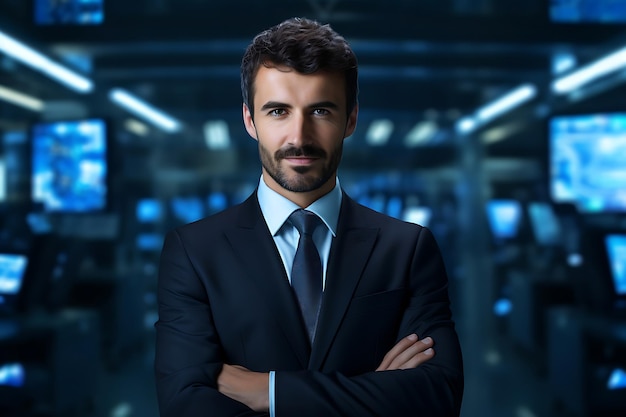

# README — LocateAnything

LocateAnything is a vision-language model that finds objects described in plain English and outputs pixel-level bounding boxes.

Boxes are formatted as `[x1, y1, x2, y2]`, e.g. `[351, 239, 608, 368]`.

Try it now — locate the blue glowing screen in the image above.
[32, 119, 108, 213]
[551, 0, 626, 23]
[0, 254, 28, 297]
[170, 197, 205, 225]
[550, 113, 626, 213]
[607, 368, 626, 390]
[136, 198, 163, 223]
[486, 199, 522, 240]
[527, 202, 561, 246]
[35, 0, 104, 25]
[606, 234, 626, 295]
[0, 363, 24, 387]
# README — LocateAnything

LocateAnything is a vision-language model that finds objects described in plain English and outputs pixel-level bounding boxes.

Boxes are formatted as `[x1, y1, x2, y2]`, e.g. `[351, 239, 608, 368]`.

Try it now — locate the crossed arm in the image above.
[217, 333, 435, 412]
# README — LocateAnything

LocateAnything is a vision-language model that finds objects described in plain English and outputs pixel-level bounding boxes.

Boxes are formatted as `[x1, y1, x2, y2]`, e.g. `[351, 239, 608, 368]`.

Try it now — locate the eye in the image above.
[268, 109, 286, 117]
[313, 108, 330, 116]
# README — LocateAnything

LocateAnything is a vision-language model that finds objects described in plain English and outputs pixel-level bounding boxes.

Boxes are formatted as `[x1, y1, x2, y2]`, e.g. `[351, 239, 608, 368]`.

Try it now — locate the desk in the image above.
[0, 309, 100, 416]
[547, 307, 626, 417]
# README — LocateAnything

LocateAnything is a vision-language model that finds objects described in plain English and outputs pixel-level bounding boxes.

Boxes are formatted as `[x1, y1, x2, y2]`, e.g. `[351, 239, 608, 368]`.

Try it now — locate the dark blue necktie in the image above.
[289, 209, 322, 342]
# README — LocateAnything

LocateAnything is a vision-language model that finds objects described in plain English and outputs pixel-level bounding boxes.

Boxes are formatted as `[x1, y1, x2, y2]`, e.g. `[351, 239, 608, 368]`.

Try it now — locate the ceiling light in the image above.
[552, 52, 577, 75]
[203, 120, 231, 149]
[404, 120, 438, 147]
[109, 88, 182, 133]
[455, 117, 477, 135]
[553, 45, 626, 94]
[456, 84, 537, 136]
[366, 119, 394, 145]
[124, 118, 150, 137]
[481, 123, 523, 145]
[0, 30, 93, 93]
[0, 85, 45, 111]
[476, 84, 537, 123]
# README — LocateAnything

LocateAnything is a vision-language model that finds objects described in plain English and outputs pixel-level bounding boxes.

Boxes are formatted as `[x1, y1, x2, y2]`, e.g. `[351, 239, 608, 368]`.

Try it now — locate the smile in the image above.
[284, 156, 319, 165]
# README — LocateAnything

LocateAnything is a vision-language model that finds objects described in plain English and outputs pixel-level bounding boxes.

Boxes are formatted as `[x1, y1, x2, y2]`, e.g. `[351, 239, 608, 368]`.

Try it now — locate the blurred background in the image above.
[1, 0, 626, 416]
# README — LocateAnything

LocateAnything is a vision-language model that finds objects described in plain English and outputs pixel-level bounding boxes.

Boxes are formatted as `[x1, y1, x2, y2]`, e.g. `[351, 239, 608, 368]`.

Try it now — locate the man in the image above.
[155, 17, 464, 417]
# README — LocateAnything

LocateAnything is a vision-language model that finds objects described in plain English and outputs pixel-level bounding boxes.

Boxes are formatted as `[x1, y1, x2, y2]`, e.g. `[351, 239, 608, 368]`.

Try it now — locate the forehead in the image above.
[253, 65, 346, 106]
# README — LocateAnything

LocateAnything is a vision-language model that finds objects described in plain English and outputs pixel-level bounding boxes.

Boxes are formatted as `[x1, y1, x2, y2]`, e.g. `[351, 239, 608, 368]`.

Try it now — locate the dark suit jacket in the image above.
[155, 191, 464, 417]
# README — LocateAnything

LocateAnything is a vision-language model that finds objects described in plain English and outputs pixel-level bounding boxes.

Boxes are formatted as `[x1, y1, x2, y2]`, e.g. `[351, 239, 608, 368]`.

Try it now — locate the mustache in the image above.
[275, 145, 326, 160]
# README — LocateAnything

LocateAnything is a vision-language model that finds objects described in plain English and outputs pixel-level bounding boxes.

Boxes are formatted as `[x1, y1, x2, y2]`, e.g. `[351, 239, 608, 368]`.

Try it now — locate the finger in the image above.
[396, 347, 435, 370]
[385, 336, 434, 371]
[388, 337, 433, 369]
[376, 334, 419, 371]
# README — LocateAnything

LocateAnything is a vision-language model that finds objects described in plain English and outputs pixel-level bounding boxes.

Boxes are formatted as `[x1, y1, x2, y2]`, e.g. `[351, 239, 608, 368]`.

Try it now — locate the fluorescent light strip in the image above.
[553, 45, 626, 94]
[456, 84, 537, 135]
[0, 30, 93, 93]
[109, 88, 182, 133]
[0, 85, 45, 111]
[476, 84, 537, 123]
[455, 116, 478, 135]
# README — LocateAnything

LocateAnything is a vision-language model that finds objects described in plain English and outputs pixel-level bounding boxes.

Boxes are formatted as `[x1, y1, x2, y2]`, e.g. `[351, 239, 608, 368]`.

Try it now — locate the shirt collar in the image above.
[257, 175, 342, 237]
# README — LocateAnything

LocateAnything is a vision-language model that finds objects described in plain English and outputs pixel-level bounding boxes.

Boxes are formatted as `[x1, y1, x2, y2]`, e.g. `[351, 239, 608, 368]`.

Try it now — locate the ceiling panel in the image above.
[1, 0, 626, 166]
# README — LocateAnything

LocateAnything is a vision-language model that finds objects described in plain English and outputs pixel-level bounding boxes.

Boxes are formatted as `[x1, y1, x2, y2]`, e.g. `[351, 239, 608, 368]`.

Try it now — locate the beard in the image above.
[258, 140, 343, 193]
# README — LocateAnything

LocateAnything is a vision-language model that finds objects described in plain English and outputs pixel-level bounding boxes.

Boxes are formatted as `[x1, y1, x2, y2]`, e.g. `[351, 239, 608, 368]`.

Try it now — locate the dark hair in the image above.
[241, 17, 358, 118]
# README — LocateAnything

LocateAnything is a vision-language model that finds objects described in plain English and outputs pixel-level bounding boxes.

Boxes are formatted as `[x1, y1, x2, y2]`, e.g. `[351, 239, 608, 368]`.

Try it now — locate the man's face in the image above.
[243, 65, 357, 200]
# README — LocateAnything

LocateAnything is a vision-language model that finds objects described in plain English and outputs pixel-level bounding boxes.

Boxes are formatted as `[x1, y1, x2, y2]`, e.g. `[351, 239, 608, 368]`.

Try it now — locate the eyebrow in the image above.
[259, 101, 340, 111]
[259, 101, 290, 111]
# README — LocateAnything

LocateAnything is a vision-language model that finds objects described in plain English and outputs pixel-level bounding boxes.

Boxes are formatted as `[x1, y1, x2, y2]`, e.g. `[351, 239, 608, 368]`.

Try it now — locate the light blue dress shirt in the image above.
[256, 175, 342, 417]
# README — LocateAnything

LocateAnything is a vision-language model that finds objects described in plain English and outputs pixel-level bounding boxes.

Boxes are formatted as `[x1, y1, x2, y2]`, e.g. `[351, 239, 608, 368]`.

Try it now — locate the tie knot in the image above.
[289, 209, 320, 236]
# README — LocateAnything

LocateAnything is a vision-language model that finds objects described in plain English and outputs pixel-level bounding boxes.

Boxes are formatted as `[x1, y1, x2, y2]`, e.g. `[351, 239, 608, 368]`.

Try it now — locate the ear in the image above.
[343, 104, 359, 139]
[242, 103, 258, 140]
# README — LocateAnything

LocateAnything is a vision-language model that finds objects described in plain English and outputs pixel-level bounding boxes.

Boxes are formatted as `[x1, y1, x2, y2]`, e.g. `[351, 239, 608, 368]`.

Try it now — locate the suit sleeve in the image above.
[274, 227, 464, 417]
[154, 229, 268, 417]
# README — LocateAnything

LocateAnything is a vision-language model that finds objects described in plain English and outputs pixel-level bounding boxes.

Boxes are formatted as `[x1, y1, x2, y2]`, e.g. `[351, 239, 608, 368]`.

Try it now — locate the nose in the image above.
[288, 112, 310, 147]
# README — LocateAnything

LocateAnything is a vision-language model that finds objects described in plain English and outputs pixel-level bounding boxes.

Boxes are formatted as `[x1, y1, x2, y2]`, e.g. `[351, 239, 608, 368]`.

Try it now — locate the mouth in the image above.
[284, 156, 320, 166]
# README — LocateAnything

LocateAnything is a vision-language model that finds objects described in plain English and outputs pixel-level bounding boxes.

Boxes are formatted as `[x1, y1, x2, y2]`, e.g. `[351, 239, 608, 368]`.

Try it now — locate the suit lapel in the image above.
[224, 194, 311, 367]
[309, 197, 378, 370]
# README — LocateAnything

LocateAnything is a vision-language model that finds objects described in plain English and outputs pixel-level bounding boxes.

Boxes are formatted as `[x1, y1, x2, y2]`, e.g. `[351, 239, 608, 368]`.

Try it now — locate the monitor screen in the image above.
[31, 118, 108, 213]
[386, 196, 404, 219]
[527, 202, 562, 246]
[605, 234, 626, 295]
[485, 199, 523, 240]
[207, 191, 228, 215]
[550, 0, 626, 23]
[170, 197, 205, 225]
[0, 254, 28, 296]
[136, 198, 163, 223]
[549, 113, 626, 213]
[34, 0, 105, 25]
[136, 233, 164, 252]
[0, 253, 28, 313]
[0, 363, 25, 387]
[402, 206, 432, 227]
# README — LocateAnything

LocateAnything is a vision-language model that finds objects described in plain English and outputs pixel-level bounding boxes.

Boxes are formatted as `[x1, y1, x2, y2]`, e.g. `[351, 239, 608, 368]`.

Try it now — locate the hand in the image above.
[375, 333, 434, 371]
[217, 364, 270, 412]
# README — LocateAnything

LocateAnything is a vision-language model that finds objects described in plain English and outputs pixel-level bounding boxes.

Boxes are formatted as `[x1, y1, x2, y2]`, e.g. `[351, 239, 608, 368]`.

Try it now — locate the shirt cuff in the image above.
[269, 370, 276, 417]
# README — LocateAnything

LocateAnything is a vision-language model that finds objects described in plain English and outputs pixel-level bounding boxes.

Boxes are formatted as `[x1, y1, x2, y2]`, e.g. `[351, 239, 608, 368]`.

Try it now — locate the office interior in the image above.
[1, 1, 626, 416]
